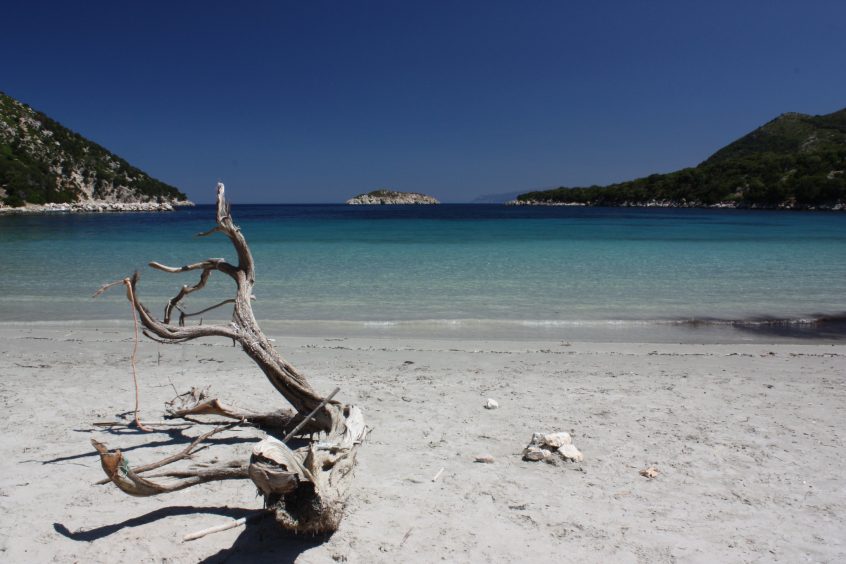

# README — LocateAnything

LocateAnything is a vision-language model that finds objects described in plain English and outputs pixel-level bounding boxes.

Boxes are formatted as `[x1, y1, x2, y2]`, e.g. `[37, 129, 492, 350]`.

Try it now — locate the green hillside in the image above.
[0, 91, 187, 207]
[517, 108, 846, 209]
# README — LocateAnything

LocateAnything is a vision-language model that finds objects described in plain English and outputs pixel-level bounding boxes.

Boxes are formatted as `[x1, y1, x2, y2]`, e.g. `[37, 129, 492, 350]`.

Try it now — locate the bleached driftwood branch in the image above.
[92, 183, 366, 534]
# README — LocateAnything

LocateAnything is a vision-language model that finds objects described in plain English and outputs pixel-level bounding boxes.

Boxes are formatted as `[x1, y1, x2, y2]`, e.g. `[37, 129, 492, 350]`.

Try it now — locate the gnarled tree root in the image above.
[250, 404, 366, 534]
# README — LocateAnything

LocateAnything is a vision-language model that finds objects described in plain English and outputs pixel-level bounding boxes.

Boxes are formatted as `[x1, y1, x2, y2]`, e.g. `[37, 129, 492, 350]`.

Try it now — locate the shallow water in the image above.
[1, 204, 844, 341]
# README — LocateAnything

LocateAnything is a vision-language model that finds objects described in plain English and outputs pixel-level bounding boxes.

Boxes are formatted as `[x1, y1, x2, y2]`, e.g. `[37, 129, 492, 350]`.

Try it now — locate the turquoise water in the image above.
[1, 205, 844, 341]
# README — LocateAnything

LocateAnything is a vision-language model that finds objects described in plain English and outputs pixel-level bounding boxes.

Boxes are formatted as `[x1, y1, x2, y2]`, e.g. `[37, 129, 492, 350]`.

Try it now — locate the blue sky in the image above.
[3, 1, 845, 203]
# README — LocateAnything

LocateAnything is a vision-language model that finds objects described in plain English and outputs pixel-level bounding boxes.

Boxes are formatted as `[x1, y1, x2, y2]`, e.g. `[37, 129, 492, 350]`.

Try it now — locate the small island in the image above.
[346, 189, 440, 205]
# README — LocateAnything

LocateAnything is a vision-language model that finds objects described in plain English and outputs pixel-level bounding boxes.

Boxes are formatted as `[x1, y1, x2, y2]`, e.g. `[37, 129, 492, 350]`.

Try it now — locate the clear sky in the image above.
[3, 1, 845, 203]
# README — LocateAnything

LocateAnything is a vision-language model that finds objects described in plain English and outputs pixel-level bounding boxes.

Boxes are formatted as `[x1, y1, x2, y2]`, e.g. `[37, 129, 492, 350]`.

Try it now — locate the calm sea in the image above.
[1, 205, 844, 342]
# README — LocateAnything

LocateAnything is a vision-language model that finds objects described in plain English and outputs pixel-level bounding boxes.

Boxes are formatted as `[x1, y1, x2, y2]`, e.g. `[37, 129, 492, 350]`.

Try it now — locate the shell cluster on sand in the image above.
[522, 432, 583, 462]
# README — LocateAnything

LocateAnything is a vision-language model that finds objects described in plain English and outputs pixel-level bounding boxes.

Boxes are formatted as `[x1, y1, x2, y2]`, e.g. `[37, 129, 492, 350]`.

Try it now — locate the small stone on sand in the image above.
[543, 432, 572, 448]
[523, 431, 582, 462]
[557, 443, 584, 462]
[640, 466, 659, 479]
[522, 446, 551, 461]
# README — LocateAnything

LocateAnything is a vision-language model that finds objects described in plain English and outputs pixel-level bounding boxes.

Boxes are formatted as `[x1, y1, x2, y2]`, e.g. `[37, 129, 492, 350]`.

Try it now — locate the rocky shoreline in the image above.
[507, 198, 846, 211]
[0, 200, 194, 214]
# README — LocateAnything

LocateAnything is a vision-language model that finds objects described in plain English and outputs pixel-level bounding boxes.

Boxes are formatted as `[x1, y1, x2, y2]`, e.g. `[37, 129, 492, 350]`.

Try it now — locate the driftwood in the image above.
[92, 183, 366, 534]
[183, 511, 269, 542]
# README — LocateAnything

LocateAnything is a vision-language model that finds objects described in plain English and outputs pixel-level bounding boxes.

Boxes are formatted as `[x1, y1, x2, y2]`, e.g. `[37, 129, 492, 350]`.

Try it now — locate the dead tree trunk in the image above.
[93, 183, 366, 534]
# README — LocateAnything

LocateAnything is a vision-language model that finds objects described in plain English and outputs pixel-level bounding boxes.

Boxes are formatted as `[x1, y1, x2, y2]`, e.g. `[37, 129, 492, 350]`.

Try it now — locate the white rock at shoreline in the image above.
[507, 198, 846, 210]
[0, 199, 194, 214]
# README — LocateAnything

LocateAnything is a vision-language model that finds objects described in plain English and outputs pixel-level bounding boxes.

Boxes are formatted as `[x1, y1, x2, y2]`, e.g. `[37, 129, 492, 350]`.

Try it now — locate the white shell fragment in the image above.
[484, 398, 499, 410]
[522, 431, 583, 463]
[474, 454, 495, 463]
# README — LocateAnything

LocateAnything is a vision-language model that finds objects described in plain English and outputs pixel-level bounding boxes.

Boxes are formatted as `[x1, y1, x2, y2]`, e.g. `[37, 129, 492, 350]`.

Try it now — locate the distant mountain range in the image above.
[516, 107, 846, 209]
[0, 91, 188, 208]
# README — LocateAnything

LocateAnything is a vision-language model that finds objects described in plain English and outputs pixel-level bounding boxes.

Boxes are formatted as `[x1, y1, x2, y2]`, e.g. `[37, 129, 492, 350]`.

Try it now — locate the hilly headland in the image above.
[515, 107, 846, 210]
[0, 91, 190, 213]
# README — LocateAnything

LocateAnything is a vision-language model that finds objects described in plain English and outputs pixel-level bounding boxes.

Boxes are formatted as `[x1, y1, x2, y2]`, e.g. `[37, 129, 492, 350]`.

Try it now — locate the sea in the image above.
[1, 204, 845, 343]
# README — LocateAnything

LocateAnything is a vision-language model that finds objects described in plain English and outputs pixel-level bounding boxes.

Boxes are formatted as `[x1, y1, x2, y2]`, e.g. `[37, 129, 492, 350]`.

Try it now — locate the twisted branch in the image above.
[91, 183, 365, 534]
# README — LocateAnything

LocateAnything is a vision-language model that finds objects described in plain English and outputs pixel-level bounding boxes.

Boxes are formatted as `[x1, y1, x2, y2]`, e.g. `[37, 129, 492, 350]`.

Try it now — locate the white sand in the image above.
[0, 323, 843, 562]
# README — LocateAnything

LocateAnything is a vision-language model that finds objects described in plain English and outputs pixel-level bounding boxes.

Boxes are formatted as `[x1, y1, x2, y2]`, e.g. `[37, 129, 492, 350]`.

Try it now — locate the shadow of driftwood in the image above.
[201, 516, 330, 564]
[54, 506, 329, 561]
[40, 427, 255, 465]
[53, 505, 256, 542]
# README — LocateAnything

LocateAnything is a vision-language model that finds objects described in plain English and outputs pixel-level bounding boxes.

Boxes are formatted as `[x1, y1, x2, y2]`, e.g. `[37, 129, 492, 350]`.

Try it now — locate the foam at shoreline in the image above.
[4, 313, 844, 344]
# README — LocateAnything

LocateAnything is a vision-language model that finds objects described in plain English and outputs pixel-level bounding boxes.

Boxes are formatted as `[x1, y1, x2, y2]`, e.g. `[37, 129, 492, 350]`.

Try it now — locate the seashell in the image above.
[484, 398, 499, 410]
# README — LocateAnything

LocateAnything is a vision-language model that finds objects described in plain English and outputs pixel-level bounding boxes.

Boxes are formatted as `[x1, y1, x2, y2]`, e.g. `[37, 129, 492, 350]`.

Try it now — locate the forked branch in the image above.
[93, 436, 249, 496]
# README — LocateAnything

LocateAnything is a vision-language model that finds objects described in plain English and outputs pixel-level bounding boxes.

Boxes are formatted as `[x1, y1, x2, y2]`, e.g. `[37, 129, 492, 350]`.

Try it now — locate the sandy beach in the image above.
[0, 322, 842, 563]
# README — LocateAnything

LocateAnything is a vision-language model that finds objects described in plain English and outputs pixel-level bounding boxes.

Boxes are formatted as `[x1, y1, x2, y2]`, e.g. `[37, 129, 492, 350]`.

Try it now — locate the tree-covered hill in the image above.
[0, 91, 188, 207]
[517, 108, 846, 209]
